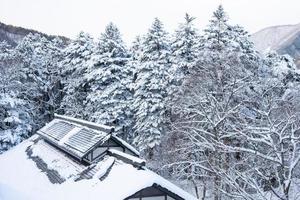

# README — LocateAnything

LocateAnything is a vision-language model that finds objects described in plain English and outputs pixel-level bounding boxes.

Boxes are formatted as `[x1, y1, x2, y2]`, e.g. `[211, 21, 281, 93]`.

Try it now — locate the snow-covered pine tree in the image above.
[85, 23, 133, 137]
[167, 13, 200, 119]
[160, 14, 201, 195]
[0, 41, 14, 94]
[0, 41, 11, 57]
[131, 35, 143, 61]
[170, 13, 199, 78]
[0, 93, 32, 153]
[60, 32, 95, 118]
[133, 18, 171, 154]
[122, 36, 144, 141]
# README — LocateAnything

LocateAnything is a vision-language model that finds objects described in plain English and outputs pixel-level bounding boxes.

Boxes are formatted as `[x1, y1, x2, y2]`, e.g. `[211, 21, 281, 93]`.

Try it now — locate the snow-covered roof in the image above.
[0, 135, 197, 200]
[37, 114, 139, 159]
[108, 149, 145, 167]
[54, 114, 114, 133]
[38, 118, 110, 159]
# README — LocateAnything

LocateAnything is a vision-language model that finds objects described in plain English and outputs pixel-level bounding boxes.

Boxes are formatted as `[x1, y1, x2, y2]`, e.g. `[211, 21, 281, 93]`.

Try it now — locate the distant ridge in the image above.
[251, 23, 300, 67]
[0, 21, 70, 46]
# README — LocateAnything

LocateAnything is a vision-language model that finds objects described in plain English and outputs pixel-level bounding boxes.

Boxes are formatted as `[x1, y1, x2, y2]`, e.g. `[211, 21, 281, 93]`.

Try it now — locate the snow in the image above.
[0, 136, 56, 199]
[93, 157, 115, 179]
[0, 183, 29, 200]
[58, 127, 81, 146]
[0, 136, 197, 200]
[108, 149, 145, 164]
[251, 23, 300, 53]
[31, 139, 85, 179]
[54, 113, 114, 132]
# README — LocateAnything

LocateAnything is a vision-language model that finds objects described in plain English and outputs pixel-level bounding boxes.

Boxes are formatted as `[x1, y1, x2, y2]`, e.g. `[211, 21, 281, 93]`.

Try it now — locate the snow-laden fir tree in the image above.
[170, 13, 199, 77]
[60, 32, 95, 118]
[160, 14, 201, 196]
[133, 18, 171, 154]
[0, 41, 14, 94]
[85, 23, 133, 137]
[131, 36, 143, 61]
[168, 13, 200, 116]
[0, 93, 32, 153]
[0, 41, 11, 58]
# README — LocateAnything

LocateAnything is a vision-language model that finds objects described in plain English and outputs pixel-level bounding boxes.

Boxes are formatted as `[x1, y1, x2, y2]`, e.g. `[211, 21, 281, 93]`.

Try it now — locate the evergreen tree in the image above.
[131, 35, 143, 61]
[85, 23, 133, 137]
[0, 41, 14, 94]
[60, 32, 95, 117]
[170, 13, 199, 77]
[168, 13, 200, 105]
[0, 93, 32, 153]
[133, 18, 171, 153]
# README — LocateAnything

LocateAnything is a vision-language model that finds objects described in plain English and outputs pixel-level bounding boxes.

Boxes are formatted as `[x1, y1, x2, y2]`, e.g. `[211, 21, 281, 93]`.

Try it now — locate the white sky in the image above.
[0, 0, 300, 43]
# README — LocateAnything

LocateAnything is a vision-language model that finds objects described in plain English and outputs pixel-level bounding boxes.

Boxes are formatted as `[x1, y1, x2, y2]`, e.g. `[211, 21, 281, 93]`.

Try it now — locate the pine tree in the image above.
[171, 13, 199, 76]
[0, 41, 14, 94]
[85, 23, 132, 137]
[0, 93, 32, 153]
[60, 32, 95, 117]
[133, 18, 171, 153]
[168, 13, 200, 103]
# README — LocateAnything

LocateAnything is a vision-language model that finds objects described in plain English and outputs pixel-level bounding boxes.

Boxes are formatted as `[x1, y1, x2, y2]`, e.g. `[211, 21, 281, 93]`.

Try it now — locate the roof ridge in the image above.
[54, 114, 114, 133]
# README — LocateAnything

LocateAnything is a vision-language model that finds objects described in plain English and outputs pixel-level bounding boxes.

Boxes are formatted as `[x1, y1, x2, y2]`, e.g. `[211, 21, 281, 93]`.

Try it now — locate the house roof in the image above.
[0, 135, 197, 200]
[37, 114, 139, 160]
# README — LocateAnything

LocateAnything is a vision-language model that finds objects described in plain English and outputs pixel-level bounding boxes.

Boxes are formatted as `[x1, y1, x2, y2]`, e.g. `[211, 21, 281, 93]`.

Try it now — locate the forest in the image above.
[1, 5, 300, 200]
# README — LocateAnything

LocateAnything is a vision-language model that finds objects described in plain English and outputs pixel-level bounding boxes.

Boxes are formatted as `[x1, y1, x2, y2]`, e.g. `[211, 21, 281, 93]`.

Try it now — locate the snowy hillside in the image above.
[0, 21, 69, 46]
[251, 23, 300, 53]
[251, 23, 300, 67]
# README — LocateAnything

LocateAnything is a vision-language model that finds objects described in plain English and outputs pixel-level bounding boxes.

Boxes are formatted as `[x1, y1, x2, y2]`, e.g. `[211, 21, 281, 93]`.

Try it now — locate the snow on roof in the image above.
[108, 149, 145, 167]
[54, 114, 114, 133]
[38, 120, 110, 159]
[38, 114, 139, 159]
[31, 139, 86, 180]
[0, 136, 197, 200]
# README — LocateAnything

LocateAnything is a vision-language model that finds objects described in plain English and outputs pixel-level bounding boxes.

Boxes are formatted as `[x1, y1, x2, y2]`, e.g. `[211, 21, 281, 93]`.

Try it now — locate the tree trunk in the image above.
[192, 179, 199, 199]
[201, 180, 207, 200]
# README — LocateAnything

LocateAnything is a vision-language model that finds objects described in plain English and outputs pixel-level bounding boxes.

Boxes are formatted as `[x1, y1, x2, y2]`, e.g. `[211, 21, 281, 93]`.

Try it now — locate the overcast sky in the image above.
[0, 0, 300, 43]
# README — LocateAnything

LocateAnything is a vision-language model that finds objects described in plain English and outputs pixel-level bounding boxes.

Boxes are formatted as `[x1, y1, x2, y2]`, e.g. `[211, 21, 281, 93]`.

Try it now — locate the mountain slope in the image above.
[251, 23, 300, 67]
[0, 21, 69, 46]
